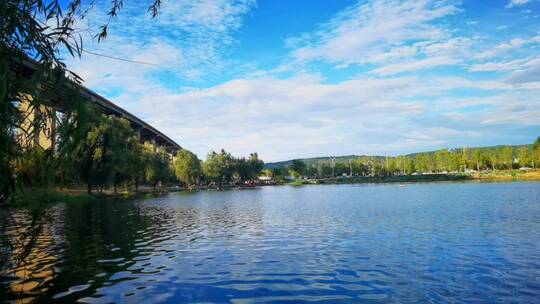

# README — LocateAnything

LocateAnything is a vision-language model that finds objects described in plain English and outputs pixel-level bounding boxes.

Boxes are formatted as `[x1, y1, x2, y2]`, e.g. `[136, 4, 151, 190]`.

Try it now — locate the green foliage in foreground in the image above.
[12, 113, 177, 194]
[1, 0, 166, 204]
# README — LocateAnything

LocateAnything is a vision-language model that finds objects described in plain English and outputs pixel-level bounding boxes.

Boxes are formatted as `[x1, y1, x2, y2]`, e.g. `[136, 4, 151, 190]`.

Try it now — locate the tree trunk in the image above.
[87, 182, 92, 194]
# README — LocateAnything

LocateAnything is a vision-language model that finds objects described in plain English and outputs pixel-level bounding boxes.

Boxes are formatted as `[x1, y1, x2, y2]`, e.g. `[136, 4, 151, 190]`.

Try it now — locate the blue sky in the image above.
[65, 0, 540, 161]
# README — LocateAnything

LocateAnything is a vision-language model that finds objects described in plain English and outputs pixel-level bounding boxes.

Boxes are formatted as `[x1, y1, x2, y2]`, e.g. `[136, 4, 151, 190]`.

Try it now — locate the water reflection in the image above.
[2, 208, 60, 303]
[1, 183, 540, 303]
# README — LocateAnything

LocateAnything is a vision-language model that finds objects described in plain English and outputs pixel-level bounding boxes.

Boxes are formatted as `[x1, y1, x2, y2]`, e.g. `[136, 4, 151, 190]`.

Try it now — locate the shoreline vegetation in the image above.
[7, 135, 540, 207]
[5, 135, 540, 207]
[12, 169, 540, 207]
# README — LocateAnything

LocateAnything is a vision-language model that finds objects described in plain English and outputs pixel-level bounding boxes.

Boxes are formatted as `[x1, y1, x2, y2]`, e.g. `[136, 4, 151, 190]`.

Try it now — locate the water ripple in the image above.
[2, 182, 540, 303]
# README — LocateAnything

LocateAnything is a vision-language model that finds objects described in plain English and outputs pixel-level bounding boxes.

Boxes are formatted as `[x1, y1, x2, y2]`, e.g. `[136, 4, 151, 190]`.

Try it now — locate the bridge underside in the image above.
[12, 59, 181, 155]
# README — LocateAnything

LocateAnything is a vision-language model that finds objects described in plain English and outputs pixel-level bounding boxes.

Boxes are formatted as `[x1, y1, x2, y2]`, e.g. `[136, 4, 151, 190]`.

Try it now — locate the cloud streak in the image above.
[289, 0, 460, 67]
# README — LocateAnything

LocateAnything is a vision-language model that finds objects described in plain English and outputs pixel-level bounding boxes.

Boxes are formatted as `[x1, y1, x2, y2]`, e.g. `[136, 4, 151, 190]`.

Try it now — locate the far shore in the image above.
[8, 169, 539, 207]
[291, 169, 540, 185]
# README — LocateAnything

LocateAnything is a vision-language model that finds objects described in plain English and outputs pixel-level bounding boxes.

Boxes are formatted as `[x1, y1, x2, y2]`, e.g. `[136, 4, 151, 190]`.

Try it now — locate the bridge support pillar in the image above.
[18, 94, 56, 150]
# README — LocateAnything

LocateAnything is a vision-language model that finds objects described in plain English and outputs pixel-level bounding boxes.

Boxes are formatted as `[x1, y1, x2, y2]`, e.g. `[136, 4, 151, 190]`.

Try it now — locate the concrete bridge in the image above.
[13, 58, 181, 156]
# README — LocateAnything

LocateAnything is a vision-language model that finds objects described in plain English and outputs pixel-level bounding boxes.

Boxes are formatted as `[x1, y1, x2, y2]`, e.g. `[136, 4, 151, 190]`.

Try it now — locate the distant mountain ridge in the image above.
[265, 144, 530, 169]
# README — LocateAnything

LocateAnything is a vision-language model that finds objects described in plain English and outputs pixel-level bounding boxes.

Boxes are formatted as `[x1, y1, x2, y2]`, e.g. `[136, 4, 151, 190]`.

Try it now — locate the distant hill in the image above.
[264, 144, 530, 169]
[265, 155, 385, 169]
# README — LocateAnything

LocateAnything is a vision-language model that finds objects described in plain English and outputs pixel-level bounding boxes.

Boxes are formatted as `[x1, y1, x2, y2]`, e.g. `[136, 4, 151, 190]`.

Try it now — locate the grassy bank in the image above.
[472, 169, 540, 181]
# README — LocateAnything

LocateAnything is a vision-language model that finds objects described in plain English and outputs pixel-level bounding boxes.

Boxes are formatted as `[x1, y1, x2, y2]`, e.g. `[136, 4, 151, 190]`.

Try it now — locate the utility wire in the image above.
[34, 17, 158, 67]
[82, 49, 159, 66]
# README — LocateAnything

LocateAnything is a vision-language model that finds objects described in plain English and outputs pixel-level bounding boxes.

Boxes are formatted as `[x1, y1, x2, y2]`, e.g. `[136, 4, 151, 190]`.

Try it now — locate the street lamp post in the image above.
[331, 157, 336, 177]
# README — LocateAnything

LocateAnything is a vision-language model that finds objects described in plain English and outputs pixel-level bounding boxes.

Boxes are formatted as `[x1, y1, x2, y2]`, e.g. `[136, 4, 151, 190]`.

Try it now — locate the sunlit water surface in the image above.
[2, 182, 540, 303]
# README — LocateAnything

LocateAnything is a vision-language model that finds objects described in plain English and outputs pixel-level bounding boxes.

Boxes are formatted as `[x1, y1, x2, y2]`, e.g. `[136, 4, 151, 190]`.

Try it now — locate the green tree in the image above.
[334, 162, 349, 176]
[271, 167, 287, 178]
[261, 169, 273, 178]
[146, 151, 173, 190]
[126, 140, 147, 191]
[116, 130, 146, 192]
[73, 115, 140, 193]
[460, 148, 470, 171]
[246, 153, 264, 180]
[203, 149, 235, 183]
[447, 150, 458, 172]
[533, 137, 540, 168]
[472, 149, 486, 171]
[403, 157, 415, 175]
[174, 149, 202, 186]
[501, 146, 514, 170]
[415, 154, 426, 173]
[488, 150, 499, 170]
[288, 159, 306, 176]
[518, 146, 531, 168]
[435, 149, 449, 172]
[351, 159, 368, 176]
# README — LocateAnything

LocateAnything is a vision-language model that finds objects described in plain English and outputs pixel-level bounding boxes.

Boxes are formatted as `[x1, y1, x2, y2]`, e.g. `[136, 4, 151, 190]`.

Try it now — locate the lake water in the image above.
[2, 182, 540, 303]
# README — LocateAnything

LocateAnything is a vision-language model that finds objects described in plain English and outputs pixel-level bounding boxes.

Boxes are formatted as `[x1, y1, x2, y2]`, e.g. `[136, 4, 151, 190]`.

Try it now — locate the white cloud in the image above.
[475, 37, 532, 59]
[68, 0, 256, 83]
[421, 38, 472, 56]
[469, 55, 540, 73]
[506, 0, 531, 8]
[505, 59, 540, 83]
[110, 71, 539, 161]
[371, 56, 460, 75]
[289, 0, 460, 66]
[475, 36, 540, 60]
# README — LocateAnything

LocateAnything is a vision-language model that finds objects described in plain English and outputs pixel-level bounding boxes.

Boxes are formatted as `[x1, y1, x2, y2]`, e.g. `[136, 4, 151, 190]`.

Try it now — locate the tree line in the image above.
[174, 149, 264, 187]
[12, 106, 175, 194]
[11, 103, 264, 194]
[266, 138, 540, 179]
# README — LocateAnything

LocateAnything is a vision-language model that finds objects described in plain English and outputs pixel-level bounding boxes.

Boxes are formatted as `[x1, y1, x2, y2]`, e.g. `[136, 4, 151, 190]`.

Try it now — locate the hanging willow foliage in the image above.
[0, 1, 163, 269]
[0, 0, 163, 204]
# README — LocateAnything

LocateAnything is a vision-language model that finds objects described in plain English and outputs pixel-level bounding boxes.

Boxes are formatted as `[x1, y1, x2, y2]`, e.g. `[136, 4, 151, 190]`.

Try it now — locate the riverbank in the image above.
[289, 173, 470, 186]
[471, 169, 540, 181]
[10, 170, 540, 205]
[288, 170, 540, 186]
[11, 187, 171, 208]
